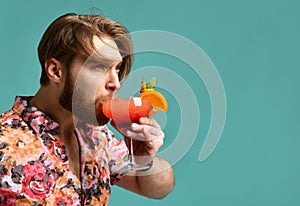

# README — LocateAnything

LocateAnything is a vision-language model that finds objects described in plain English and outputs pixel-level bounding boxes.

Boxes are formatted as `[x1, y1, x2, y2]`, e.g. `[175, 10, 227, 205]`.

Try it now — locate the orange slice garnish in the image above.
[139, 90, 168, 112]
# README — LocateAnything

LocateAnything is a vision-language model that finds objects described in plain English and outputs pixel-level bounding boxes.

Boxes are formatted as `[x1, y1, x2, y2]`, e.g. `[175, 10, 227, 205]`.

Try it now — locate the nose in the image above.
[105, 68, 121, 92]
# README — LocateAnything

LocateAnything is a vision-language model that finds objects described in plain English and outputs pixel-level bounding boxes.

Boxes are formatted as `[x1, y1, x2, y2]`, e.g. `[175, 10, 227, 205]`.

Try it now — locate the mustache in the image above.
[112, 92, 118, 99]
[97, 92, 119, 104]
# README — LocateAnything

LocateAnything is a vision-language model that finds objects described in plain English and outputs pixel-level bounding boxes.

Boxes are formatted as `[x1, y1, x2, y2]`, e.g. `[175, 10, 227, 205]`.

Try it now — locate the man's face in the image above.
[59, 36, 123, 125]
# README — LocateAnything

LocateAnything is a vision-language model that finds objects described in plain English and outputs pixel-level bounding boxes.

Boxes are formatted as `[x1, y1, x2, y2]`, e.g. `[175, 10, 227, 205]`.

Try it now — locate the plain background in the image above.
[1, 0, 299, 205]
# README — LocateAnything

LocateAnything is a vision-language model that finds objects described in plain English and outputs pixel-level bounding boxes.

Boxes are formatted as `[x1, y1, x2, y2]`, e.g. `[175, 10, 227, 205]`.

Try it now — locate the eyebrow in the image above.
[85, 55, 122, 67]
[113, 60, 123, 67]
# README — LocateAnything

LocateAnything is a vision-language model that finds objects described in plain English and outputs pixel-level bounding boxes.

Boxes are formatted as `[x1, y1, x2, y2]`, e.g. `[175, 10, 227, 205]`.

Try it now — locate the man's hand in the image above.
[113, 117, 164, 166]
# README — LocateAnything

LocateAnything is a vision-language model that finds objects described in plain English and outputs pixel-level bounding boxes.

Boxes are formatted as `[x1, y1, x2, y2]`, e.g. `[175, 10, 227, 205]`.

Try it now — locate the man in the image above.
[0, 13, 174, 205]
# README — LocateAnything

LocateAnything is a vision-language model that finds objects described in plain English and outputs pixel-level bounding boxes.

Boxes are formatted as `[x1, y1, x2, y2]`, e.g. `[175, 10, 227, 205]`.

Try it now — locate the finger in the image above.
[131, 123, 144, 131]
[143, 139, 164, 156]
[139, 117, 160, 128]
[146, 138, 164, 150]
[125, 130, 157, 142]
[124, 129, 147, 141]
[145, 125, 164, 138]
[132, 122, 163, 137]
[131, 123, 153, 135]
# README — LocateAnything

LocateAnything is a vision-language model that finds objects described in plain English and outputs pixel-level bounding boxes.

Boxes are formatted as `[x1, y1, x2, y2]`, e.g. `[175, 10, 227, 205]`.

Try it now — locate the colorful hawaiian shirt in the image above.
[0, 96, 129, 205]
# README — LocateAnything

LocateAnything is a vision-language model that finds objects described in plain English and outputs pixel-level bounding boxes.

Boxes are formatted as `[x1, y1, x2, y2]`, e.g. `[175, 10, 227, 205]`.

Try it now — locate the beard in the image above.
[59, 72, 110, 126]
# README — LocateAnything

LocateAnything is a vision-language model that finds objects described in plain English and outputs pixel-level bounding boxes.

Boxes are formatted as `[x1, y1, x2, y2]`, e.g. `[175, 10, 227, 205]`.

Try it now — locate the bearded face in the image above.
[58, 36, 123, 126]
[59, 67, 111, 126]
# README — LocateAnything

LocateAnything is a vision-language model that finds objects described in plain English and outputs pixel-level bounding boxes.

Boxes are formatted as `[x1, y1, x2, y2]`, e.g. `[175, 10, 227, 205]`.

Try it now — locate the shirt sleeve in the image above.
[102, 125, 129, 185]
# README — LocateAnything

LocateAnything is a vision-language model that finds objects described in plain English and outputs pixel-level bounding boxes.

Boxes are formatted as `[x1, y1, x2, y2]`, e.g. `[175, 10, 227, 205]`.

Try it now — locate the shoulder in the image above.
[0, 109, 21, 124]
[0, 109, 42, 164]
[0, 109, 29, 137]
[0, 109, 29, 134]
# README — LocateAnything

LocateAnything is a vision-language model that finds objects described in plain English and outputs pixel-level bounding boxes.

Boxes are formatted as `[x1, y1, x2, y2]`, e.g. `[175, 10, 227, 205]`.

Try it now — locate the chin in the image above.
[95, 108, 110, 126]
[94, 99, 111, 126]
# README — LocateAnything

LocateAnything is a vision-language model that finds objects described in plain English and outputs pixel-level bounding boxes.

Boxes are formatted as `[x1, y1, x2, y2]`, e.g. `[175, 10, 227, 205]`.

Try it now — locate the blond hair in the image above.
[38, 13, 133, 85]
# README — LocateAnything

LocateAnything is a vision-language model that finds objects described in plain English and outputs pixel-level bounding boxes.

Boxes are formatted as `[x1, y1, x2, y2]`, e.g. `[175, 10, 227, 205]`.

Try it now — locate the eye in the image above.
[94, 64, 110, 73]
[95, 64, 105, 69]
[115, 63, 123, 74]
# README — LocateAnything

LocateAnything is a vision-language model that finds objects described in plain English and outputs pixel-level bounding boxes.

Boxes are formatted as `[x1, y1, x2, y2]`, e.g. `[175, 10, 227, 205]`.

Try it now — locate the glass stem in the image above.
[130, 138, 134, 161]
[127, 138, 135, 170]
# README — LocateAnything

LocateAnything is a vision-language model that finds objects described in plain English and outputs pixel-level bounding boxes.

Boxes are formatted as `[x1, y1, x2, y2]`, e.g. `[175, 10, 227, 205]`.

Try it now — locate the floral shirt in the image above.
[0, 96, 129, 205]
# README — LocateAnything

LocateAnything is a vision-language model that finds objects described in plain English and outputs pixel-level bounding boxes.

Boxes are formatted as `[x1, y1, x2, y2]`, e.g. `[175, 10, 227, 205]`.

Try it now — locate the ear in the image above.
[44, 58, 63, 83]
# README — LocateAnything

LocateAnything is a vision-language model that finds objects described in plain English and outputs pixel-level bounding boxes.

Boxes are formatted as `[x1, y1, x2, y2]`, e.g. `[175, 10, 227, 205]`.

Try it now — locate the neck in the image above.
[31, 84, 81, 178]
[30, 86, 77, 139]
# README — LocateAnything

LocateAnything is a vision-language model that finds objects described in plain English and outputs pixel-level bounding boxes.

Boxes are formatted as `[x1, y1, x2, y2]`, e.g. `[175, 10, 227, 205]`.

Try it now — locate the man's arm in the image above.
[112, 117, 175, 199]
[116, 157, 175, 199]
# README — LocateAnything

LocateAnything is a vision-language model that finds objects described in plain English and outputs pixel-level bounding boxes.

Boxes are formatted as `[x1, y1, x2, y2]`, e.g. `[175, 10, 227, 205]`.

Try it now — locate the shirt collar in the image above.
[12, 96, 104, 150]
[12, 96, 60, 136]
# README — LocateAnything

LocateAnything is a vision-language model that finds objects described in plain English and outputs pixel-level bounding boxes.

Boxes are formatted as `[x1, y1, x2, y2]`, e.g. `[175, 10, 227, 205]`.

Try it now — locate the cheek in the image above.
[75, 69, 109, 104]
[95, 84, 105, 97]
[95, 77, 108, 96]
[75, 69, 102, 92]
[82, 79, 99, 95]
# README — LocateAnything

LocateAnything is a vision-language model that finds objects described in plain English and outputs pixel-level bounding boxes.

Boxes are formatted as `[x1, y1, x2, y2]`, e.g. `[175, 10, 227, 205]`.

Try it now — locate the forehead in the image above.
[92, 36, 122, 62]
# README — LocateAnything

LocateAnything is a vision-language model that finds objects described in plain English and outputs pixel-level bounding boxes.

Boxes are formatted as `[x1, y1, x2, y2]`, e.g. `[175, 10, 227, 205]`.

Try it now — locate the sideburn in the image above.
[59, 69, 74, 112]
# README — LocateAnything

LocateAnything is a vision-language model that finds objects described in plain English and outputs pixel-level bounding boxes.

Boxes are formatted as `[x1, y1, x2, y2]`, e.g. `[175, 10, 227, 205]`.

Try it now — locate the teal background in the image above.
[1, 0, 299, 205]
